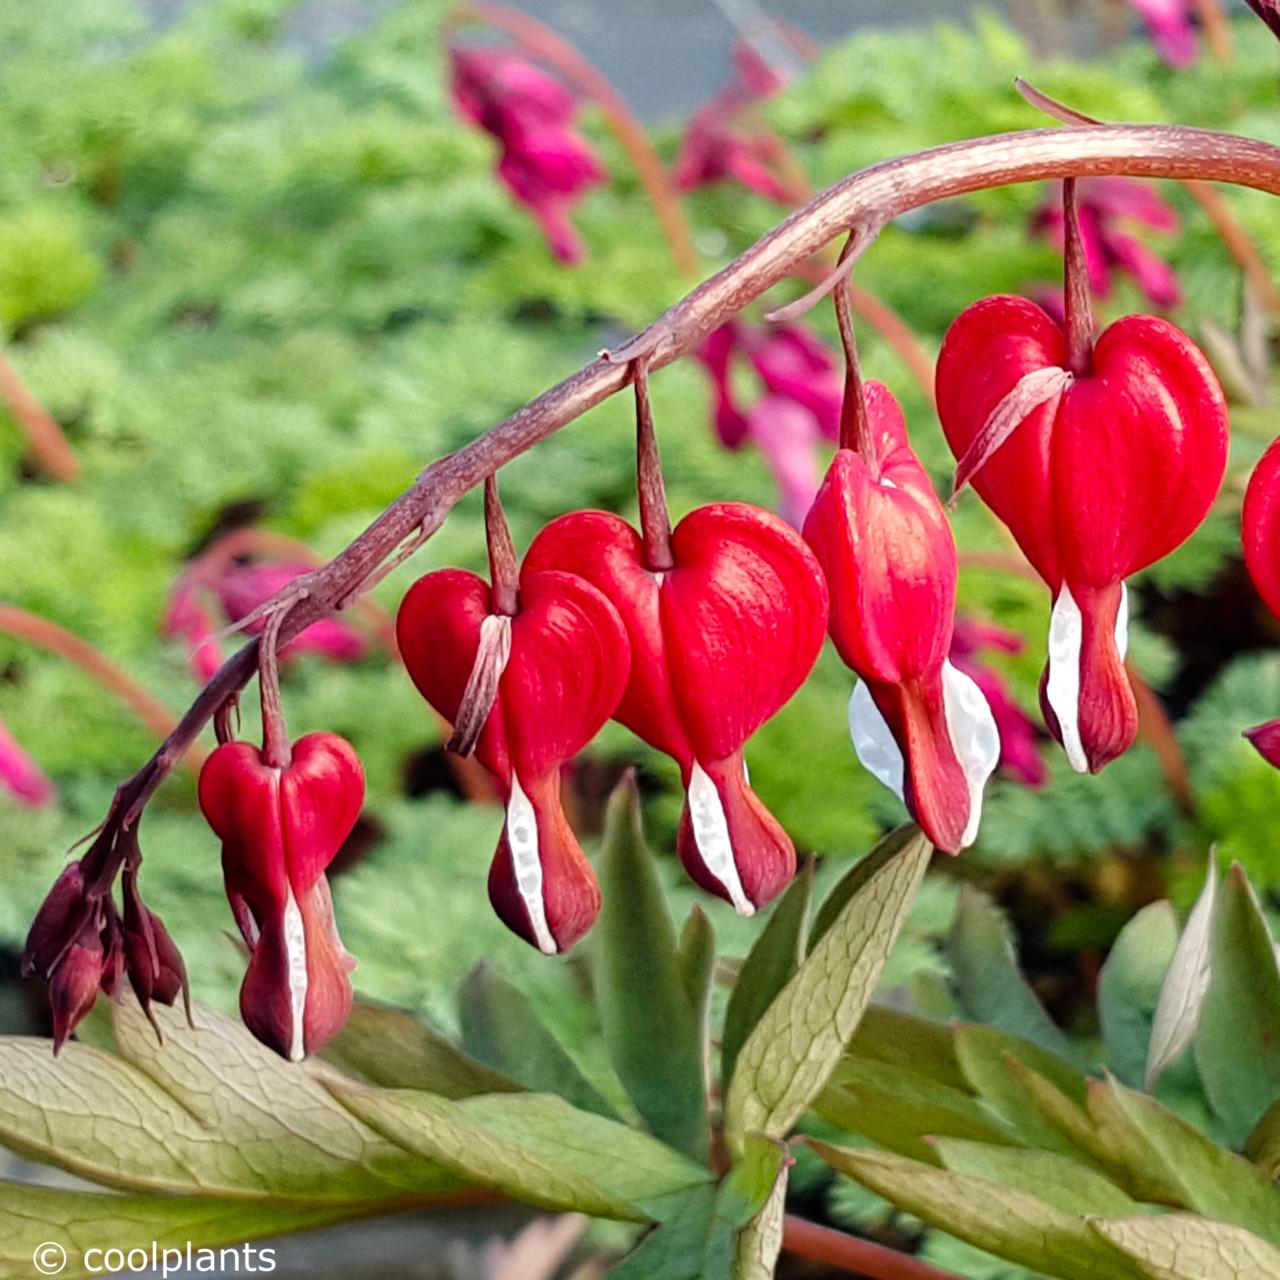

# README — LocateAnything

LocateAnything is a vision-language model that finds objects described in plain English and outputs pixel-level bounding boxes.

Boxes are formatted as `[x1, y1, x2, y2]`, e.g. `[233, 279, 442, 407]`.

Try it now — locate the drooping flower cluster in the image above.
[449, 44, 605, 264]
[1032, 178, 1181, 310]
[936, 296, 1228, 773]
[198, 732, 364, 1060]
[696, 320, 841, 525]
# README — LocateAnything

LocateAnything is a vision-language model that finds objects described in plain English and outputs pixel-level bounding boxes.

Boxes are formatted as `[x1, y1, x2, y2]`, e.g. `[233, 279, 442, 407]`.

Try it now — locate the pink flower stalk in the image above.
[674, 40, 795, 204]
[950, 618, 1047, 788]
[1033, 178, 1181, 309]
[1128, 0, 1198, 66]
[164, 561, 366, 682]
[449, 44, 605, 264]
[695, 321, 843, 526]
[0, 715, 54, 807]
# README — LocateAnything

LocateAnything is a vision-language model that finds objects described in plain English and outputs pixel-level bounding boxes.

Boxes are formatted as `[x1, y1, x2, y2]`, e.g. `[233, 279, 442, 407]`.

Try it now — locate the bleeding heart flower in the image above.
[0, 715, 54, 807]
[523, 502, 827, 912]
[1244, 0, 1280, 39]
[1240, 436, 1280, 765]
[1127, 0, 1197, 66]
[198, 732, 364, 1060]
[449, 44, 605, 264]
[803, 381, 998, 853]
[397, 566, 629, 953]
[936, 296, 1228, 774]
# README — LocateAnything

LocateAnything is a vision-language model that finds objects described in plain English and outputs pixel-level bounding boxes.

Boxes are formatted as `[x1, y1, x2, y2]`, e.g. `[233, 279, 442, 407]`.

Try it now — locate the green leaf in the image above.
[1244, 1100, 1280, 1179]
[845, 1004, 969, 1091]
[932, 1139, 1139, 1216]
[947, 887, 1075, 1061]
[809, 1142, 1149, 1280]
[808, 824, 921, 948]
[0, 1181, 357, 1280]
[1093, 1214, 1280, 1280]
[1147, 851, 1217, 1091]
[677, 904, 717, 1027]
[816, 1060, 1016, 1165]
[458, 961, 617, 1118]
[1097, 901, 1178, 1088]
[607, 1185, 719, 1280]
[1104, 1077, 1280, 1246]
[1196, 863, 1280, 1145]
[952, 1022, 1089, 1153]
[724, 827, 932, 1152]
[0, 996, 459, 1202]
[323, 1001, 521, 1097]
[327, 1086, 712, 1222]
[596, 775, 707, 1161]
[729, 1144, 789, 1280]
[721, 862, 813, 1091]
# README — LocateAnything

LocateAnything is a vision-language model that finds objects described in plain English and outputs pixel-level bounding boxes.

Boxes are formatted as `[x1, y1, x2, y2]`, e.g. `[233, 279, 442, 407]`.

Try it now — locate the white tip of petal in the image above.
[282, 887, 308, 1063]
[1046, 585, 1089, 774]
[687, 763, 754, 917]
[848, 680, 906, 802]
[506, 776, 557, 955]
[941, 660, 1000, 849]
[1046, 583, 1130, 774]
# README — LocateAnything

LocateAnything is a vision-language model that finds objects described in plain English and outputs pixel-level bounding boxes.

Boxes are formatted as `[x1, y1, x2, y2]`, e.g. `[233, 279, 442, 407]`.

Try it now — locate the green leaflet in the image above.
[1093, 1215, 1280, 1280]
[327, 1086, 712, 1222]
[845, 1003, 969, 1091]
[724, 827, 932, 1152]
[721, 862, 813, 1092]
[323, 1001, 521, 1097]
[596, 777, 708, 1162]
[810, 1142, 1149, 1280]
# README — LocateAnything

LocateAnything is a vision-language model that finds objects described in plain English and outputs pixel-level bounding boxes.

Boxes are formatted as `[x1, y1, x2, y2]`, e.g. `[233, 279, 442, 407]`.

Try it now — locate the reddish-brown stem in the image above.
[782, 1216, 964, 1280]
[0, 348, 78, 482]
[1061, 179, 1094, 375]
[848, 282, 937, 405]
[62, 124, 1280, 861]
[633, 359, 674, 571]
[447, 0, 699, 276]
[485, 475, 520, 616]
[1192, 0, 1233, 62]
[0, 605, 204, 771]
[833, 241, 874, 460]
[257, 608, 292, 769]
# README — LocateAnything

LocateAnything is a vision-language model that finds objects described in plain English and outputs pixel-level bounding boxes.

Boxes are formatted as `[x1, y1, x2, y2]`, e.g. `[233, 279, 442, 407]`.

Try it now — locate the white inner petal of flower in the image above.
[282, 886, 308, 1063]
[940, 659, 1000, 848]
[848, 679, 906, 802]
[506, 775, 557, 955]
[1046, 583, 1129, 775]
[687, 762, 754, 917]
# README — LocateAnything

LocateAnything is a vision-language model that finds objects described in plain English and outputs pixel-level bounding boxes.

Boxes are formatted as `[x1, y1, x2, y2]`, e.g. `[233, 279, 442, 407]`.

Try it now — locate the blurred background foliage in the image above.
[0, 0, 1277, 1156]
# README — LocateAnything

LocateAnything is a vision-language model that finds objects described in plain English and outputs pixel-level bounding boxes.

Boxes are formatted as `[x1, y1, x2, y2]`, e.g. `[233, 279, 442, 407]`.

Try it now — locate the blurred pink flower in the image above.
[450, 45, 605, 263]
[695, 319, 841, 525]
[0, 716, 54, 807]
[164, 560, 367, 682]
[950, 618, 1047, 788]
[1128, 0, 1198, 66]
[1033, 178, 1181, 309]
[674, 39, 796, 204]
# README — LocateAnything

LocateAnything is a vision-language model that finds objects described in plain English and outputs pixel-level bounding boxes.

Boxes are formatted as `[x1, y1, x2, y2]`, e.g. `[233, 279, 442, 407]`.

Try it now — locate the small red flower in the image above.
[523, 503, 827, 911]
[397, 565, 629, 953]
[1241, 437, 1280, 766]
[804, 382, 998, 853]
[198, 733, 364, 1060]
[937, 296, 1228, 774]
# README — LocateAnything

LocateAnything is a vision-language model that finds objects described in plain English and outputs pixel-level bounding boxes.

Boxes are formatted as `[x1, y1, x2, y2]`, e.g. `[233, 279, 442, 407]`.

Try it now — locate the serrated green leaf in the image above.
[0, 1181, 355, 1280]
[1093, 1214, 1280, 1280]
[458, 961, 617, 1119]
[808, 1142, 1148, 1280]
[596, 776, 707, 1162]
[323, 1001, 521, 1097]
[328, 1086, 712, 1222]
[724, 828, 932, 1152]
[816, 1060, 1016, 1165]
[0, 995, 456, 1201]
[1196, 863, 1280, 1145]
[947, 888, 1074, 1061]
[721, 863, 813, 1092]
[933, 1139, 1139, 1216]
[1097, 901, 1179, 1088]
[846, 1004, 969, 1091]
